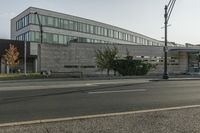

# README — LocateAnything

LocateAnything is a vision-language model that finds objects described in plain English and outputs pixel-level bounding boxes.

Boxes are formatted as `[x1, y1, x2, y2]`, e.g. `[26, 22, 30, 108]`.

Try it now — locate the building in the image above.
[9, 7, 200, 75]
[11, 7, 171, 46]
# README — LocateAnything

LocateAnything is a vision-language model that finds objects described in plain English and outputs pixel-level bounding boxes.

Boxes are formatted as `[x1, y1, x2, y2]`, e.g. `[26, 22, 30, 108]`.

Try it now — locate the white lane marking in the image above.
[88, 89, 146, 94]
[1, 104, 200, 127]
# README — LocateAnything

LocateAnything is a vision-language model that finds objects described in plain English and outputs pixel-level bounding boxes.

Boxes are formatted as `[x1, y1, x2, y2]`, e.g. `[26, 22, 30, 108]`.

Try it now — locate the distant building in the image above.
[8, 7, 200, 75]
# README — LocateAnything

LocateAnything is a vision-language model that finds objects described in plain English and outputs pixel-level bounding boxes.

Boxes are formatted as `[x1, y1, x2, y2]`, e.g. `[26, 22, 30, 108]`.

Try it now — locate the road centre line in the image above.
[88, 89, 147, 94]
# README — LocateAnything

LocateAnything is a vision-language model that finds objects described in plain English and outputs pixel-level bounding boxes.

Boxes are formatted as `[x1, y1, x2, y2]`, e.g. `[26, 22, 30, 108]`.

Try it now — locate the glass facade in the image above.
[16, 13, 164, 46]
[16, 15, 29, 30]
[16, 31, 109, 45]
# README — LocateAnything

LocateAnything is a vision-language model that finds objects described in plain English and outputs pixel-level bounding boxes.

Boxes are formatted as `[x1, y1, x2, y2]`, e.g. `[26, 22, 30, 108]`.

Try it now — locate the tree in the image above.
[113, 59, 157, 76]
[95, 46, 118, 76]
[3, 44, 20, 72]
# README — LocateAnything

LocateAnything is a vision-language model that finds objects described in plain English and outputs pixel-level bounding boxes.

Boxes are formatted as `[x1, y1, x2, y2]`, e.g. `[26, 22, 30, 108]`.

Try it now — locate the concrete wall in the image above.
[39, 42, 187, 75]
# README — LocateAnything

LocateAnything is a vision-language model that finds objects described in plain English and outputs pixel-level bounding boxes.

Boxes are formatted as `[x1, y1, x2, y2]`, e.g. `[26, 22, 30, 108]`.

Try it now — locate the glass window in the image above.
[29, 32, 34, 42]
[53, 18, 59, 27]
[135, 36, 138, 43]
[122, 33, 126, 40]
[86, 24, 90, 33]
[97, 27, 101, 35]
[25, 32, 29, 41]
[96, 26, 99, 34]
[16, 21, 19, 30]
[119, 32, 123, 40]
[130, 35, 133, 42]
[47, 16, 54, 26]
[77, 22, 81, 31]
[29, 14, 32, 24]
[53, 34, 59, 44]
[35, 32, 40, 42]
[147, 40, 150, 45]
[21, 18, 24, 27]
[94, 26, 98, 34]
[127, 34, 131, 41]
[104, 28, 108, 36]
[90, 25, 94, 33]
[69, 20, 74, 30]
[108, 29, 114, 38]
[73, 21, 78, 31]
[43, 33, 47, 43]
[100, 27, 104, 36]
[59, 19, 64, 28]
[149, 41, 152, 45]
[144, 39, 147, 45]
[59, 34, 64, 44]
[64, 35, 68, 44]
[114, 31, 118, 39]
[41, 16, 46, 25]
[82, 23, 87, 32]
[24, 16, 27, 26]
[38, 15, 42, 25]
[31, 14, 36, 24]
[47, 33, 53, 43]
[64, 20, 69, 29]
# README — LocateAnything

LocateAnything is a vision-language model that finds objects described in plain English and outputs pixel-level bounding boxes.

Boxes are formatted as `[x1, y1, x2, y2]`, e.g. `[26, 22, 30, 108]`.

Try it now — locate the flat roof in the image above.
[169, 48, 200, 52]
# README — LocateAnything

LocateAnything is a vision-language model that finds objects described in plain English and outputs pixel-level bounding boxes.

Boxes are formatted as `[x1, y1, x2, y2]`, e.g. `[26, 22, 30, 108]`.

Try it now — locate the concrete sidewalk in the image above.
[1, 105, 200, 133]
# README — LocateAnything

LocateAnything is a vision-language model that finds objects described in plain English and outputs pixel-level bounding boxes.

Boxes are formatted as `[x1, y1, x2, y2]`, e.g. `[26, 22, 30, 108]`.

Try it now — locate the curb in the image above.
[151, 78, 200, 82]
[1, 104, 200, 127]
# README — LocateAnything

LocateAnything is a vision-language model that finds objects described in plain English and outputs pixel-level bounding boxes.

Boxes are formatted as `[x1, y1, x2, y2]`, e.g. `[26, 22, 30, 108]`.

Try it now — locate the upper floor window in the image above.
[16, 14, 30, 30]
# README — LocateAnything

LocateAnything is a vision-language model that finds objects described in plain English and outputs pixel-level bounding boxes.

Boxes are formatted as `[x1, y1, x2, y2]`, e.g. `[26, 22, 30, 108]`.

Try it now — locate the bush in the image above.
[113, 59, 155, 76]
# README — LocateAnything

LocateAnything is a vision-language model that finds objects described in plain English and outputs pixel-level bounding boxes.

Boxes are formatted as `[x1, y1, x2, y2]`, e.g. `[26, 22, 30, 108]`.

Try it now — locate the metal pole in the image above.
[163, 0, 176, 79]
[24, 41, 27, 75]
[35, 12, 43, 44]
[34, 12, 43, 72]
[163, 5, 169, 79]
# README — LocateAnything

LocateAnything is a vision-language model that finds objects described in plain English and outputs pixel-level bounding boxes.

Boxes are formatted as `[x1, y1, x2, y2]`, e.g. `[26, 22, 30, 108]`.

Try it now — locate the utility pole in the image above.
[163, 0, 176, 79]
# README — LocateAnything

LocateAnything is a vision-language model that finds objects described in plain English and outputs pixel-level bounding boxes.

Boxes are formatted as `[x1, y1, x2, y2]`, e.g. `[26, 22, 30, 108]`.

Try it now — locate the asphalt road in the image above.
[1, 79, 200, 124]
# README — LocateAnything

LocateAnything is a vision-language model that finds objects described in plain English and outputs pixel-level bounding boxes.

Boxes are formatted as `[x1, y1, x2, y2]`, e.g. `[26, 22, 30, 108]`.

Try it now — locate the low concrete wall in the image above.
[1, 106, 200, 133]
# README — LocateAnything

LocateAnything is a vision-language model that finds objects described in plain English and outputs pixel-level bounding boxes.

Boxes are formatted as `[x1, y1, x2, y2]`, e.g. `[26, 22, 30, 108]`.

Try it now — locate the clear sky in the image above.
[0, 0, 199, 44]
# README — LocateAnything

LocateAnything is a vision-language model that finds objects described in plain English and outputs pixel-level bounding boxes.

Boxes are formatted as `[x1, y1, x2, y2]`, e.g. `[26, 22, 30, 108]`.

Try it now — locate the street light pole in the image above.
[24, 40, 27, 75]
[163, 0, 176, 79]
[34, 12, 43, 44]
[34, 12, 43, 72]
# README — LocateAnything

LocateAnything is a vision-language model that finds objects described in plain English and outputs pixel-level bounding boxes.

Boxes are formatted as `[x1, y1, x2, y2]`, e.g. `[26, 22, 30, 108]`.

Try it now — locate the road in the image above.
[1, 79, 200, 124]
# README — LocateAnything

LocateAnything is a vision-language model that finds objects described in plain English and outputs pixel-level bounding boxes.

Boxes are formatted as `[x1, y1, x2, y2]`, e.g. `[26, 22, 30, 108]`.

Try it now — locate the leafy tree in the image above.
[3, 44, 20, 72]
[95, 46, 118, 76]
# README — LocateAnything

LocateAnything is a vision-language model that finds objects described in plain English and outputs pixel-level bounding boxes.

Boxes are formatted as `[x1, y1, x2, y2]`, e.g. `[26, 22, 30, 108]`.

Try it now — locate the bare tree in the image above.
[3, 44, 20, 73]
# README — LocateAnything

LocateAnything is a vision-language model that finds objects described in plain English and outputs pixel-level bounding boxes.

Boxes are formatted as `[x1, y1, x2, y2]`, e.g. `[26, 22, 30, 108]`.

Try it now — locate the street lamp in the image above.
[163, 0, 176, 79]
[24, 40, 27, 75]
[34, 12, 43, 72]
[34, 12, 43, 44]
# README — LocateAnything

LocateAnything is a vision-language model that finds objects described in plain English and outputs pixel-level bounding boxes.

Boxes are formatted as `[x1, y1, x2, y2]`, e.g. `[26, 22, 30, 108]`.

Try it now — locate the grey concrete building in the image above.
[10, 7, 200, 75]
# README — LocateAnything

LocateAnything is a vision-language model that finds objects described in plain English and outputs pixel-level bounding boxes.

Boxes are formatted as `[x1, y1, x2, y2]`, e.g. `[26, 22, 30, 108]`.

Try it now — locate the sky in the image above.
[0, 0, 200, 44]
